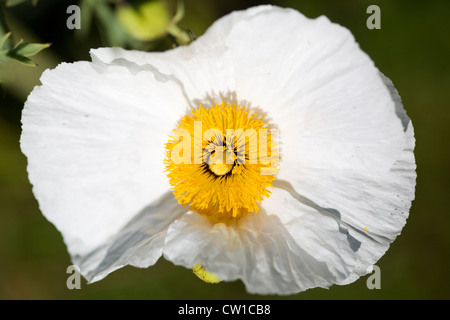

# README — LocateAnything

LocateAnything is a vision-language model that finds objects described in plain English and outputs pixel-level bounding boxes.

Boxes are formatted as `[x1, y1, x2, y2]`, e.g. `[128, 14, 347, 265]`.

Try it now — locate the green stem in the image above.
[167, 24, 192, 46]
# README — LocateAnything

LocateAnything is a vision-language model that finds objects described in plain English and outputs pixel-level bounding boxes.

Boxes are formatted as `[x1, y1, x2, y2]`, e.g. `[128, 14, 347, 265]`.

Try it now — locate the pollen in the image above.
[192, 264, 221, 284]
[209, 162, 233, 176]
[164, 102, 278, 221]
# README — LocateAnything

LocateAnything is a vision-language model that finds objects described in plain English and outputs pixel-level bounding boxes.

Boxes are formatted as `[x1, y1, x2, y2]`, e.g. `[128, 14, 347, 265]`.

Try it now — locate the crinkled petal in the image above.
[164, 211, 340, 295]
[92, 6, 406, 175]
[165, 71, 415, 294]
[75, 192, 187, 283]
[261, 76, 416, 288]
[163, 119, 414, 294]
[90, 6, 280, 105]
[22, 5, 416, 293]
[226, 7, 406, 174]
[21, 58, 189, 259]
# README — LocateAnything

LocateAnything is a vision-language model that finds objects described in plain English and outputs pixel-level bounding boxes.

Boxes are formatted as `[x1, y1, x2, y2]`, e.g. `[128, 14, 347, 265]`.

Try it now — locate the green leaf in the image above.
[12, 42, 50, 57]
[12, 37, 23, 48]
[1, 37, 49, 66]
[6, 52, 36, 66]
[0, 5, 10, 38]
[5, 0, 28, 7]
[5, 0, 38, 7]
[0, 31, 12, 50]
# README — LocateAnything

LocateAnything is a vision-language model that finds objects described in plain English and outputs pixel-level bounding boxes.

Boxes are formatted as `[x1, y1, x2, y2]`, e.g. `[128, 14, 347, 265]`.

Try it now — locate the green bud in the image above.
[116, 1, 172, 41]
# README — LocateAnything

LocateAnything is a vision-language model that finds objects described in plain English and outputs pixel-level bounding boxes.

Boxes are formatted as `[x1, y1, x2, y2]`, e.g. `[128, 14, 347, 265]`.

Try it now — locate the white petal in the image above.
[21, 5, 415, 292]
[260, 187, 360, 285]
[262, 102, 415, 286]
[163, 71, 415, 294]
[164, 120, 414, 294]
[21, 59, 188, 257]
[225, 7, 405, 174]
[90, 6, 275, 105]
[75, 192, 187, 283]
[93, 6, 406, 175]
[164, 211, 344, 295]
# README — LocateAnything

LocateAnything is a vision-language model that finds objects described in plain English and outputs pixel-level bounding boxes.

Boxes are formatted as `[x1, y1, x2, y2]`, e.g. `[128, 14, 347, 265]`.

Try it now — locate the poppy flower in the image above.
[21, 5, 416, 294]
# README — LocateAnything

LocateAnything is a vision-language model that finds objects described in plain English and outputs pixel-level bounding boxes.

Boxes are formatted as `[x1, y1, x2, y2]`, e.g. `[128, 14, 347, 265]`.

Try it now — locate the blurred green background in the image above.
[0, 0, 449, 300]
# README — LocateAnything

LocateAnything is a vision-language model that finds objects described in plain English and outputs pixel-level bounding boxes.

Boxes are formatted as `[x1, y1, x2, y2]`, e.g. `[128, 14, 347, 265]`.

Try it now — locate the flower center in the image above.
[209, 161, 233, 176]
[165, 102, 278, 221]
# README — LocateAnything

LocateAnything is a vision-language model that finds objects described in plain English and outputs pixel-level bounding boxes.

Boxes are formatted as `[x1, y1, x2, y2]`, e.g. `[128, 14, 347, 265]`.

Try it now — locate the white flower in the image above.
[20, 5, 416, 295]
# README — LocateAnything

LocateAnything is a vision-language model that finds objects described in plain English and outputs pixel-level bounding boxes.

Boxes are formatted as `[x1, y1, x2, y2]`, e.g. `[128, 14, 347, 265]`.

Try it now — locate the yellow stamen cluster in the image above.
[165, 102, 278, 221]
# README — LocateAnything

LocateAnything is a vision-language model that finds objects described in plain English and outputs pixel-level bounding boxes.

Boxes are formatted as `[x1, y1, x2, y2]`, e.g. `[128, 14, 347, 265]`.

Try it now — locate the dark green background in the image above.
[0, 0, 449, 299]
